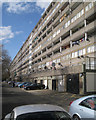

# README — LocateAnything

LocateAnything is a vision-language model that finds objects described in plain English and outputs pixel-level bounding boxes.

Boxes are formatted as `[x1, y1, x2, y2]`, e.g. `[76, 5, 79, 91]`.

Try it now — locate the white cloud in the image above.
[0, 2, 2, 8]
[4, 40, 10, 43]
[6, 2, 32, 14]
[35, 0, 52, 16]
[1, 0, 52, 2]
[0, 26, 14, 41]
[15, 31, 23, 35]
[35, 0, 51, 9]
[4, 0, 52, 14]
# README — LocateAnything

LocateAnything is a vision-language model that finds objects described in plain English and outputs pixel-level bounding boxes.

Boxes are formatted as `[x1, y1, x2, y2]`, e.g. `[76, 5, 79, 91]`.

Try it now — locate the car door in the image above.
[30, 84, 36, 89]
[78, 97, 96, 119]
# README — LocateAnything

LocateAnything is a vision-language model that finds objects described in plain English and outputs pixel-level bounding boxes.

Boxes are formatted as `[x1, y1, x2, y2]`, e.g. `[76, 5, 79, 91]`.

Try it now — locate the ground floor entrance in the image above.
[52, 80, 56, 90]
[66, 74, 79, 94]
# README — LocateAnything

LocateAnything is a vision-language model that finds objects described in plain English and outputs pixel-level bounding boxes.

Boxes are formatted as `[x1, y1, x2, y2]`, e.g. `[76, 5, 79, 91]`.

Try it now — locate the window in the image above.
[80, 97, 96, 111]
[72, 52, 78, 58]
[74, 16, 76, 21]
[83, 48, 86, 55]
[71, 18, 74, 23]
[85, 2, 93, 12]
[65, 22, 67, 28]
[53, 32, 56, 38]
[72, 52, 75, 58]
[79, 48, 86, 56]
[74, 51, 78, 57]
[63, 56, 66, 60]
[53, 59, 56, 63]
[57, 58, 60, 63]
[68, 20, 70, 26]
[16, 111, 71, 120]
[65, 20, 70, 28]
[46, 62, 49, 66]
[87, 46, 91, 53]
[60, 0, 64, 3]
[85, 5, 89, 11]
[89, 2, 93, 9]
[87, 45, 96, 53]
[57, 29, 60, 35]
[76, 13, 80, 19]
[78, 12, 81, 18]
[81, 9, 84, 16]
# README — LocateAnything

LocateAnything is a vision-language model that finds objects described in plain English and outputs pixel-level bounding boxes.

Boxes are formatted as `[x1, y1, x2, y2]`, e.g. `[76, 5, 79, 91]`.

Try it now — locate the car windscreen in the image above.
[16, 111, 71, 120]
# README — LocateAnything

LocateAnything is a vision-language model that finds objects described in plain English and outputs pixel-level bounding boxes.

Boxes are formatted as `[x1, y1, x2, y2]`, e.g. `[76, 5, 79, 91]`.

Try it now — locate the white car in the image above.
[69, 95, 96, 120]
[4, 104, 71, 120]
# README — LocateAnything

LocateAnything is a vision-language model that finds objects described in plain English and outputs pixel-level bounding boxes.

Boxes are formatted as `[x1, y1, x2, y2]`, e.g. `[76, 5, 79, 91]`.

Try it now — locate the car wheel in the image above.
[41, 87, 43, 89]
[73, 115, 80, 120]
[26, 88, 30, 90]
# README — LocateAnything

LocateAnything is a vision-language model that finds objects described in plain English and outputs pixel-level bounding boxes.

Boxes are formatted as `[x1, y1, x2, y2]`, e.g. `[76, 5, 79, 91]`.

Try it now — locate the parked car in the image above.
[24, 83, 45, 90]
[4, 104, 71, 120]
[69, 95, 96, 120]
[23, 82, 32, 88]
[18, 82, 28, 88]
[8, 81, 12, 84]
[15, 82, 21, 87]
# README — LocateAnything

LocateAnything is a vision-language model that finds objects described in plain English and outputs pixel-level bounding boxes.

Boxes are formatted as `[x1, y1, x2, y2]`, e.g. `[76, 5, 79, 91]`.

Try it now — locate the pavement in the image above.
[21, 88, 84, 111]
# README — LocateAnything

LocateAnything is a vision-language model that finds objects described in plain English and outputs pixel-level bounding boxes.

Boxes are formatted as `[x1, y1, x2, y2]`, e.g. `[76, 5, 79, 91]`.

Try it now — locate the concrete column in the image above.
[79, 74, 84, 95]
[60, 37, 62, 42]
[84, 19, 87, 27]
[60, 46, 62, 53]
[52, 52, 54, 56]
[52, 18, 54, 23]
[69, 8, 72, 15]
[46, 47, 48, 51]
[52, 42, 54, 46]
[70, 29, 72, 36]
[85, 32, 87, 41]
[59, 9, 61, 13]
[46, 31, 47, 36]
[41, 57, 42, 61]
[70, 30, 72, 47]
[63, 75, 67, 92]
[52, 26, 54, 30]
[46, 55, 48, 58]
[70, 41, 73, 48]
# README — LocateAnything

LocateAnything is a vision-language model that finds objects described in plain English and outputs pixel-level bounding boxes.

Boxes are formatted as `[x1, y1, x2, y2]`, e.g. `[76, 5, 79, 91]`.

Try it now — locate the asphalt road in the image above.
[2, 83, 82, 119]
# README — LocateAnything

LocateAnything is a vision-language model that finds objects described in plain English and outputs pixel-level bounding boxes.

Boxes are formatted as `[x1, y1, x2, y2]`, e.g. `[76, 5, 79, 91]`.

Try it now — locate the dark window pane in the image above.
[80, 97, 96, 111]
[16, 111, 71, 120]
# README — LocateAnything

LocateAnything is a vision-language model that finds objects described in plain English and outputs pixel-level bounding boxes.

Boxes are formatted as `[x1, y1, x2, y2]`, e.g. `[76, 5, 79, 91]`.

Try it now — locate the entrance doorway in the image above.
[67, 74, 79, 94]
[52, 80, 56, 90]
[40, 80, 43, 84]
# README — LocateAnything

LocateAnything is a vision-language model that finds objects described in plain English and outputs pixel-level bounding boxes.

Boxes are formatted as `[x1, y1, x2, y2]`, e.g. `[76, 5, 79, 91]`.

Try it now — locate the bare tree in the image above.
[2, 45, 12, 81]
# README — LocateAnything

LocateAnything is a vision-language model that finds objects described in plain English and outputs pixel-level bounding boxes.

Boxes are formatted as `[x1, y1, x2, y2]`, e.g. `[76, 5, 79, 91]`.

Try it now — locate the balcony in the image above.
[29, 64, 83, 78]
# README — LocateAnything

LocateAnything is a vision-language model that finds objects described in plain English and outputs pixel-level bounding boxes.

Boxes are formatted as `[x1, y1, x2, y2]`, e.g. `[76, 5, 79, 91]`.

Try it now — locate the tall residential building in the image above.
[10, 1, 96, 94]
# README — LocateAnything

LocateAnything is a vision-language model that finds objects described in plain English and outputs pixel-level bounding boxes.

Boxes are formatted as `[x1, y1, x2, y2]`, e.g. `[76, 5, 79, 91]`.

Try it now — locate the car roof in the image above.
[72, 95, 96, 105]
[13, 104, 66, 117]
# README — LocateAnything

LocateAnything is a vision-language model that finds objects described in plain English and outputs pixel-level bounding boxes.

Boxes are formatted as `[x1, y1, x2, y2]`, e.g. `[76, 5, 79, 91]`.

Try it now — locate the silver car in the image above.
[69, 95, 96, 120]
[4, 104, 71, 120]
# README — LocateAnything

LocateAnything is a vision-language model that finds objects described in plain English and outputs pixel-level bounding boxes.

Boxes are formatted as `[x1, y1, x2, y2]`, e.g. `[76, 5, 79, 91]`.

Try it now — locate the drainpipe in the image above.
[83, 63, 86, 94]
